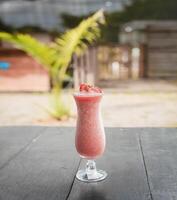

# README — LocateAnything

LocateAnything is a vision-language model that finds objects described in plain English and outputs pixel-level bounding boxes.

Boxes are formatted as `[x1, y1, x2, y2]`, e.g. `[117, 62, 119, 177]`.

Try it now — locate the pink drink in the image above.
[74, 92, 105, 159]
[74, 84, 107, 182]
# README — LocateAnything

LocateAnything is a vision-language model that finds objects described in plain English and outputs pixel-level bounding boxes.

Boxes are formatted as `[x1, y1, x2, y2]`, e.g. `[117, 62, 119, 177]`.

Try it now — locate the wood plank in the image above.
[148, 67, 177, 72]
[0, 127, 80, 200]
[149, 54, 177, 62]
[0, 126, 46, 169]
[148, 37, 177, 47]
[148, 50, 177, 75]
[148, 73, 177, 78]
[68, 128, 150, 200]
[140, 128, 177, 200]
[148, 47, 177, 51]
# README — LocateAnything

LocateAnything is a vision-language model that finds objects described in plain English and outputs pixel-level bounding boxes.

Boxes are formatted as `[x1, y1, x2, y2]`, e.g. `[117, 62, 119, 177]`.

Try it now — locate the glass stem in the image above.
[86, 160, 97, 179]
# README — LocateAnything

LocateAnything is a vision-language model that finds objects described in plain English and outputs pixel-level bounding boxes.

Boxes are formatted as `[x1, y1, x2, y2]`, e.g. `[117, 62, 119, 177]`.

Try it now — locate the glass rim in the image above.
[73, 92, 103, 97]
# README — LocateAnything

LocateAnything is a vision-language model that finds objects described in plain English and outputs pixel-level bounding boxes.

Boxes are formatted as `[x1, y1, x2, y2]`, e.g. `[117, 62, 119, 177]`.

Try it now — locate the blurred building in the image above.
[120, 21, 177, 78]
[74, 21, 177, 88]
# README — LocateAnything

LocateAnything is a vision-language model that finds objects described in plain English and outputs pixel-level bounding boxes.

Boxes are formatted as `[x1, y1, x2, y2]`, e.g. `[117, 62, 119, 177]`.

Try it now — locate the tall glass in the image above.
[73, 92, 107, 182]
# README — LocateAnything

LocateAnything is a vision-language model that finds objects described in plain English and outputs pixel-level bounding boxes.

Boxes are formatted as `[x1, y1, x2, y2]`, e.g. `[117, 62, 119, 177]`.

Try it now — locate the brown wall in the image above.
[147, 30, 177, 77]
[0, 49, 50, 92]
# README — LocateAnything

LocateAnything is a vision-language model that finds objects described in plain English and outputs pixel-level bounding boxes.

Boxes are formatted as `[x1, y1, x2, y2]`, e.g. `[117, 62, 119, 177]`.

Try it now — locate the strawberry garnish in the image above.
[79, 83, 102, 93]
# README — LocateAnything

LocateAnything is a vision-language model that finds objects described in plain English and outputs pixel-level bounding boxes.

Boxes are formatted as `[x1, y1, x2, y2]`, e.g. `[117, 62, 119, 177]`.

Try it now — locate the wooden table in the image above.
[0, 127, 177, 200]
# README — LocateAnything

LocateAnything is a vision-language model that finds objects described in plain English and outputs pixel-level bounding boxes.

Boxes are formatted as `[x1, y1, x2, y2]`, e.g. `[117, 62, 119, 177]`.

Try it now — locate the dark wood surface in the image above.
[0, 127, 46, 169]
[69, 128, 150, 200]
[0, 127, 176, 200]
[140, 128, 177, 200]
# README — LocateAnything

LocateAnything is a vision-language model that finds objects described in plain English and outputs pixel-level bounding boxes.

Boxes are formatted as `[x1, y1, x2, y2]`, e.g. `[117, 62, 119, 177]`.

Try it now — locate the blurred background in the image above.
[0, 0, 177, 127]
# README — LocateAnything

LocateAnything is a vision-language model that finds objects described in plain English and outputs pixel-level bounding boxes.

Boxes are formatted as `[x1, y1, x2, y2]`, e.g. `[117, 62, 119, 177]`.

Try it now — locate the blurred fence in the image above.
[73, 44, 139, 88]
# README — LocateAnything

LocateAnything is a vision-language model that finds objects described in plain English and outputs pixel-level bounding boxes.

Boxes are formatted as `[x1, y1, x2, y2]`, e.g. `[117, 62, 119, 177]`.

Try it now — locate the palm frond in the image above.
[53, 10, 105, 78]
[0, 32, 57, 70]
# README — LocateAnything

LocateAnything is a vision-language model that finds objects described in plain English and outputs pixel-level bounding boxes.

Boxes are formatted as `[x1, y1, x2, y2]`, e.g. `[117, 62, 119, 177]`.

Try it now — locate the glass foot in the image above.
[76, 169, 107, 182]
[76, 160, 107, 182]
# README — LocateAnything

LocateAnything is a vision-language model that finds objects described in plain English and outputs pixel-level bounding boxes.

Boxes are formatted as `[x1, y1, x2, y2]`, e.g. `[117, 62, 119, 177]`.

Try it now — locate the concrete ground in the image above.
[0, 79, 177, 127]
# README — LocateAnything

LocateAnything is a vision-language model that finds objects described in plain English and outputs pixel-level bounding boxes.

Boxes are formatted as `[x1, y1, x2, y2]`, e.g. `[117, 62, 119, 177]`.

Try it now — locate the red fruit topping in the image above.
[79, 83, 102, 93]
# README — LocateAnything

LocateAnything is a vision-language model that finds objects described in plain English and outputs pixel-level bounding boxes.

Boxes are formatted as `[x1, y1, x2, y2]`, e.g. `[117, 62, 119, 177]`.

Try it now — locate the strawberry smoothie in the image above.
[74, 84, 105, 159]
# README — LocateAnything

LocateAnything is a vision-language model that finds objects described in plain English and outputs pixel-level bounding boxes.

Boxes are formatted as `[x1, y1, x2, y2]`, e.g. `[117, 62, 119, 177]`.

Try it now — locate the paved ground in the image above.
[0, 79, 177, 127]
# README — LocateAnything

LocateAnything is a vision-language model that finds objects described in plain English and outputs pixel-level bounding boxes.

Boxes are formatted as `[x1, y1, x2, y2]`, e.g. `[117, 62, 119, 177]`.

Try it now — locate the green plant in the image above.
[47, 91, 71, 120]
[0, 10, 105, 120]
